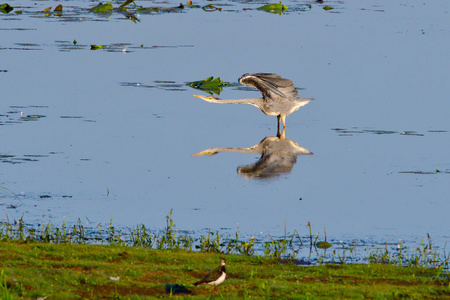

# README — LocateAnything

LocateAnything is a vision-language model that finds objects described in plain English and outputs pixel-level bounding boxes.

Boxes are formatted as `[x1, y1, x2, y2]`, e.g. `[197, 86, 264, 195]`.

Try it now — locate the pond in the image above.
[1, 0, 449, 257]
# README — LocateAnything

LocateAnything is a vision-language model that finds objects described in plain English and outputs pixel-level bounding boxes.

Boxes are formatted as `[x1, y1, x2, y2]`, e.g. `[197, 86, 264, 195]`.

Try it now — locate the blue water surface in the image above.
[1, 0, 449, 253]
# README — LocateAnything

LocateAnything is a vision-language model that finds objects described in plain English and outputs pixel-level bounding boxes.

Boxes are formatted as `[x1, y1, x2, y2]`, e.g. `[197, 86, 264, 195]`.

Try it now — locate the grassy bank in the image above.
[1, 212, 449, 298]
[1, 241, 449, 299]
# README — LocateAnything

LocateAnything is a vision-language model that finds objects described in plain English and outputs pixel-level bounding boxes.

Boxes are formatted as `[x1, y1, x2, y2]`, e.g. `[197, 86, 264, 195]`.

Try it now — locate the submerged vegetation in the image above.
[1, 211, 448, 270]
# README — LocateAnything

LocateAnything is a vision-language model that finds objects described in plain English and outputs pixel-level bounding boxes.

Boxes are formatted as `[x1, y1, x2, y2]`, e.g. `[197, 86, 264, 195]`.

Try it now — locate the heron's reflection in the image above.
[193, 131, 313, 180]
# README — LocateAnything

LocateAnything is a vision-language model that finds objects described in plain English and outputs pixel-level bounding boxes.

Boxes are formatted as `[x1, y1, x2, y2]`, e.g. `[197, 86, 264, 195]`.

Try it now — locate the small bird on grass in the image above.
[193, 258, 226, 292]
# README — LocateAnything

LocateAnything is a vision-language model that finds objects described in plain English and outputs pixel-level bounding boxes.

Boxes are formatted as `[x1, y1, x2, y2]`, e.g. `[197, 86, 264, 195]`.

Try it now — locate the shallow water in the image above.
[1, 0, 449, 251]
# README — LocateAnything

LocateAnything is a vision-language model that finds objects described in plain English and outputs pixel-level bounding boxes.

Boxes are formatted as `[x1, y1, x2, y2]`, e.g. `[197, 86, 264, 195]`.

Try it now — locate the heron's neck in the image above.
[208, 97, 263, 106]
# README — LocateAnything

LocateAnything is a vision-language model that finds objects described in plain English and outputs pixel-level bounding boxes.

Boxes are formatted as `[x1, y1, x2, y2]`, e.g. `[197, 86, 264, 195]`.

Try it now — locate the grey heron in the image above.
[193, 73, 314, 130]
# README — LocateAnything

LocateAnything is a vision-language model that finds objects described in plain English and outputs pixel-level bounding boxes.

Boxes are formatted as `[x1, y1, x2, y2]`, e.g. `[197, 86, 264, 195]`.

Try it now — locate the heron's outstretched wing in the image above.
[239, 73, 298, 99]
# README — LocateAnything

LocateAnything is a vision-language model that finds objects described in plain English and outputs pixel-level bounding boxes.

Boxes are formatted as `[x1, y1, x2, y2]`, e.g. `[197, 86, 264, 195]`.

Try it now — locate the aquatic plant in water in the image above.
[258, 2, 288, 13]
[0, 212, 448, 270]
[187, 76, 230, 95]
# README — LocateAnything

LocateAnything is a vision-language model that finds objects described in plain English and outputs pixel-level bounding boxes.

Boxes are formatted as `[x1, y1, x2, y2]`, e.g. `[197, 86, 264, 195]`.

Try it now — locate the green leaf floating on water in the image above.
[203, 4, 222, 12]
[258, 1, 288, 12]
[187, 76, 230, 95]
[137, 7, 160, 13]
[89, 2, 113, 12]
[90, 44, 105, 50]
[0, 3, 14, 13]
[316, 241, 332, 249]
[137, 3, 184, 14]
[323, 5, 333, 11]
[21, 115, 46, 121]
[188, 76, 229, 88]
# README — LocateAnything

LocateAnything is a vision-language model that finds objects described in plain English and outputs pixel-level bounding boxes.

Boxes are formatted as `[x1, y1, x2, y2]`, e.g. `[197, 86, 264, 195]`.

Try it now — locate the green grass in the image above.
[1, 241, 449, 299]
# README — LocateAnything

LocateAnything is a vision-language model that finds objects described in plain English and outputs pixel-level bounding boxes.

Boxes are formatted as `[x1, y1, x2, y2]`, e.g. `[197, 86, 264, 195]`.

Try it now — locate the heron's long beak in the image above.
[193, 94, 206, 99]
[192, 150, 216, 156]
[193, 94, 217, 101]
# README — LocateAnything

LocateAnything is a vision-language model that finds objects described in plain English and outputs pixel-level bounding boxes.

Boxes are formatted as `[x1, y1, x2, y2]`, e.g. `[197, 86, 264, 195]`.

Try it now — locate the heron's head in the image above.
[238, 73, 250, 84]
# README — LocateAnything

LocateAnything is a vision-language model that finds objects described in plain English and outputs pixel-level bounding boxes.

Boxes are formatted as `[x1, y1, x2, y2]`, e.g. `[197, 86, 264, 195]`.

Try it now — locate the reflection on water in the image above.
[193, 73, 314, 130]
[194, 130, 312, 180]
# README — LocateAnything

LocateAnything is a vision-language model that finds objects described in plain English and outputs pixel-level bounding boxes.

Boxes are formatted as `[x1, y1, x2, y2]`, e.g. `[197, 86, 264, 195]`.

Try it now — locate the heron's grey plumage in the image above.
[239, 73, 297, 98]
[193, 73, 313, 130]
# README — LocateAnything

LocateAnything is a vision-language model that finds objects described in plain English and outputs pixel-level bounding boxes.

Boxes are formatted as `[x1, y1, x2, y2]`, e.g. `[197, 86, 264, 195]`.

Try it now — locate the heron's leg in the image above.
[280, 126, 286, 138]
[280, 115, 286, 129]
[277, 118, 281, 137]
[277, 115, 281, 134]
